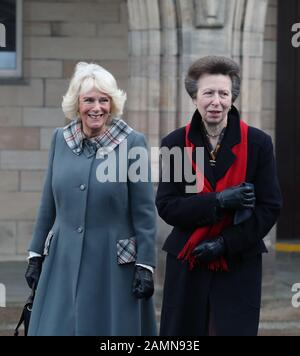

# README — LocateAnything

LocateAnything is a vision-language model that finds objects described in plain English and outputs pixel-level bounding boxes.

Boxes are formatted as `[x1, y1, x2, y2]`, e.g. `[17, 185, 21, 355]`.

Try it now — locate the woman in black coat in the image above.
[156, 56, 282, 336]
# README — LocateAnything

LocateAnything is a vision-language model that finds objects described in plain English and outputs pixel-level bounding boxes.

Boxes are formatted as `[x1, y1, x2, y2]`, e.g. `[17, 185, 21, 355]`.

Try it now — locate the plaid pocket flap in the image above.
[117, 237, 137, 265]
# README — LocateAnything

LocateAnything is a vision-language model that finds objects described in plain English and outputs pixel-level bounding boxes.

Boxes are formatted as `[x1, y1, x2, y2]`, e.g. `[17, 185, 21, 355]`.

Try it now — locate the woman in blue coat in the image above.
[156, 56, 282, 336]
[25, 62, 157, 336]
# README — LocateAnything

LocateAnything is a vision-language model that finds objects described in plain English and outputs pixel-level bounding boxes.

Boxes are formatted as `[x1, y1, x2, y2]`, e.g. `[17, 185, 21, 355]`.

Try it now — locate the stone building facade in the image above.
[0, 0, 279, 262]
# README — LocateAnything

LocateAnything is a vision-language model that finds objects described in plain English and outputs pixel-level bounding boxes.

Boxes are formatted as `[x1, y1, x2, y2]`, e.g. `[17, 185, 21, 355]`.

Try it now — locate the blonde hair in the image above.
[62, 62, 127, 120]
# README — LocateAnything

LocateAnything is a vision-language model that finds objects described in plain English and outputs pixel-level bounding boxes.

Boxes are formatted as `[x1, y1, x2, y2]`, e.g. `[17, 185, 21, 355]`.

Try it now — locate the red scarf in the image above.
[177, 119, 249, 271]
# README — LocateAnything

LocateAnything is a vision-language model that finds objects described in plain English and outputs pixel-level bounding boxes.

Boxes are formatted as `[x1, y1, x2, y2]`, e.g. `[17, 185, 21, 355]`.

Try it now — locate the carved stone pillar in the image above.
[127, 0, 161, 149]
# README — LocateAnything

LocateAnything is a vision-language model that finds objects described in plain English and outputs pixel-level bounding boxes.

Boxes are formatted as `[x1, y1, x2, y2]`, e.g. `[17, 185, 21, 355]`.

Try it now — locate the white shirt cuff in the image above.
[136, 263, 154, 273]
[27, 251, 42, 261]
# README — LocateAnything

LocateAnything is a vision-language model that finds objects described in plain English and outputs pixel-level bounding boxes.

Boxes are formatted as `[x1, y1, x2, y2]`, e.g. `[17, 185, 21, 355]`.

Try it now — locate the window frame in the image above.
[0, 0, 23, 78]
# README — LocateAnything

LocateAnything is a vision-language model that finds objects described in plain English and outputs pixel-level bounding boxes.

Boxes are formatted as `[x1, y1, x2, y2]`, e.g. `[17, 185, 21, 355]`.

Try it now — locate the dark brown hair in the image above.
[185, 56, 241, 102]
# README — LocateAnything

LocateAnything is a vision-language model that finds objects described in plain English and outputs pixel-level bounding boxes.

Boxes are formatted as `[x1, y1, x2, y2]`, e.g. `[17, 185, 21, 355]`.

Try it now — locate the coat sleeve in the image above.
[155, 136, 219, 229]
[128, 132, 157, 268]
[222, 134, 282, 256]
[28, 129, 58, 254]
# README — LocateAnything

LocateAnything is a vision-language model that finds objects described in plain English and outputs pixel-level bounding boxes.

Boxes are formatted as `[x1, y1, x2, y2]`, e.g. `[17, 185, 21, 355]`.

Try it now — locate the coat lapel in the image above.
[213, 107, 241, 182]
[188, 110, 216, 189]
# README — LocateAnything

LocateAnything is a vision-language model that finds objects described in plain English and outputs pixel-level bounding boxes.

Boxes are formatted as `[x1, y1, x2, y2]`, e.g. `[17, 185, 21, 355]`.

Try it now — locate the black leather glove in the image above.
[132, 266, 154, 300]
[216, 182, 255, 210]
[191, 236, 226, 263]
[25, 256, 44, 289]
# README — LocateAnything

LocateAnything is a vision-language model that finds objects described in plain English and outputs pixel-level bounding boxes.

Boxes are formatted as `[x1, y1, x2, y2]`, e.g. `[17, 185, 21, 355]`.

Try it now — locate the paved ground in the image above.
[1, 251, 300, 336]
[258, 252, 300, 336]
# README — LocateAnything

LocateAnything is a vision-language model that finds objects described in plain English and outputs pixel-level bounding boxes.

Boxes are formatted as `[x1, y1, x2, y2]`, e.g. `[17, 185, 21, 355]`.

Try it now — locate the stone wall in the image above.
[0, 0, 280, 261]
[0, 0, 129, 259]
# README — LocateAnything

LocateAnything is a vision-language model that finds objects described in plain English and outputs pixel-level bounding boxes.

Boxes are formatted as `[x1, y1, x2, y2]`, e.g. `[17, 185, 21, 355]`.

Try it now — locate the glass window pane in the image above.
[0, 0, 21, 77]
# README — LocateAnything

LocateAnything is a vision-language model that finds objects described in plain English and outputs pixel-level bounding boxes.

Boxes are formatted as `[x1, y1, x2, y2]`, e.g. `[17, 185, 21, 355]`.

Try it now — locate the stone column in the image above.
[159, 0, 179, 139]
[240, 0, 269, 128]
[127, 0, 161, 149]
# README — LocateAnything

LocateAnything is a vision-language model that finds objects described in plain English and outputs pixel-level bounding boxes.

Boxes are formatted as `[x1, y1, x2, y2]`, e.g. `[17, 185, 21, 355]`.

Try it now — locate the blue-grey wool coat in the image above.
[27, 126, 157, 336]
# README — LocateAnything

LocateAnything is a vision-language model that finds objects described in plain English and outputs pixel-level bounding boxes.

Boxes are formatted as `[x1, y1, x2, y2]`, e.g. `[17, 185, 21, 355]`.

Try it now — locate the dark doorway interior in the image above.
[276, 0, 300, 240]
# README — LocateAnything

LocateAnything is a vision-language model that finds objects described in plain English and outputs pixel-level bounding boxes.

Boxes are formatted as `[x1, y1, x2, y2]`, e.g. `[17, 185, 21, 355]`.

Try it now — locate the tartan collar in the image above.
[63, 118, 133, 156]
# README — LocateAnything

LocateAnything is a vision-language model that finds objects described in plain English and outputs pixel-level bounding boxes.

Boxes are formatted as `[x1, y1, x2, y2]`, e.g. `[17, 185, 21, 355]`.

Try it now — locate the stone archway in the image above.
[126, 0, 270, 142]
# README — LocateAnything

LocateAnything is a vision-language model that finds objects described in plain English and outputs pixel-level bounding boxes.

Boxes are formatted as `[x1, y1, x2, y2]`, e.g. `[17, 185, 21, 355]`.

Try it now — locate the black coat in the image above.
[156, 108, 282, 336]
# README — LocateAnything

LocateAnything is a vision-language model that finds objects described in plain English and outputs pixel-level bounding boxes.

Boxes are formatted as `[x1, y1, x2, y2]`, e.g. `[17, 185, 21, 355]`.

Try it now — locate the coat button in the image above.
[80, 184, 86, 191]
[77, 227, 83, 233]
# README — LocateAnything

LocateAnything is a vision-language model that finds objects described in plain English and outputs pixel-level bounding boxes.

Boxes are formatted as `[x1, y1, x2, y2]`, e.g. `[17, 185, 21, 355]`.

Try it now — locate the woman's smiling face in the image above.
[78, 89, 111, 138]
